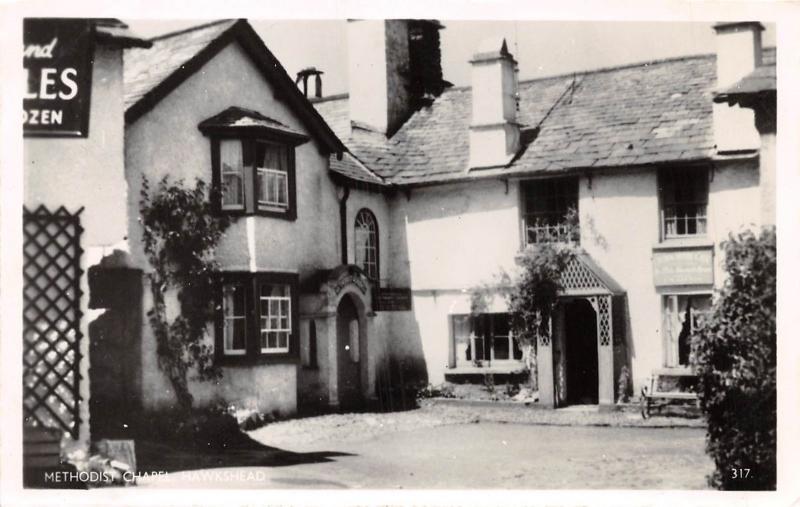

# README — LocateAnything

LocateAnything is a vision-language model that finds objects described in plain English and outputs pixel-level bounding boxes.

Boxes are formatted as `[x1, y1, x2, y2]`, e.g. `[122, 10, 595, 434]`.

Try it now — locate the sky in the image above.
[127, 19, 776, 97]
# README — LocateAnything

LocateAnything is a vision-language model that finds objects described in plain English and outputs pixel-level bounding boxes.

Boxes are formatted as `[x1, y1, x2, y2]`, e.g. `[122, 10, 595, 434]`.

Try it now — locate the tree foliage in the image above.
[139, 176, 231, 412]
[692, 227, 776, 490]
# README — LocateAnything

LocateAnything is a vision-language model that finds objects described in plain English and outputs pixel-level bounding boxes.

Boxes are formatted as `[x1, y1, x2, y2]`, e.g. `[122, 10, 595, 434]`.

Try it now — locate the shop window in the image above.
[212, 138, 296, 220]
[451, 313, 523, 367]
[354, 209, 379, 281]
[521, 177, 579, 246]
[215, 272, 299, 363]
[659, 167, 708, 239]
[662, 294, 712, 367]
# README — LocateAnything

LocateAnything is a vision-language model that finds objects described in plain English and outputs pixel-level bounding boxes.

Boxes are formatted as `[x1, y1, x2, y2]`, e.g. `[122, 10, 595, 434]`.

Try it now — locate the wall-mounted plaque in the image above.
[653, 247, 714, 286]
[374, 288, 412, 311]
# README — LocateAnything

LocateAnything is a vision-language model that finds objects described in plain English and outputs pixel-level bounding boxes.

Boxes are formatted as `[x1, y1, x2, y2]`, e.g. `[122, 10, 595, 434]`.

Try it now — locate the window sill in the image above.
[446, 362, 527, 375]
[219, 209, 297, 221]
[652, 238, 714, 251]
[654, 367, 696, 377]
[216, 353, 299, 367]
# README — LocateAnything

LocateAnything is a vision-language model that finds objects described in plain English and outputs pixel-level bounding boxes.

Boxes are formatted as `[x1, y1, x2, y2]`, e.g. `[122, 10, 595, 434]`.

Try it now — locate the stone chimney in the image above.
[468, 37, 520, 169]
[347, 20, 412, 135]
[347, 20, 446, 136]
[712, 22, 763, 153]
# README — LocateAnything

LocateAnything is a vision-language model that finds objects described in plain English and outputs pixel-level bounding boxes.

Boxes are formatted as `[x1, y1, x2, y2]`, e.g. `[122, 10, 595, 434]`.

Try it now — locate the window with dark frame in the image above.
[354, 209, 379, 281]
[216, 272, 299, 362]
[659, 167, 709, 239]
[521, 177, 579, 245]
[212, 136, 297, 219]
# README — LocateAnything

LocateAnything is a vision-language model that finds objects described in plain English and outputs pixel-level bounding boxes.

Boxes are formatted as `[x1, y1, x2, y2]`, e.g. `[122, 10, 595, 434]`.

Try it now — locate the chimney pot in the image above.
[296, 67, 324, 98]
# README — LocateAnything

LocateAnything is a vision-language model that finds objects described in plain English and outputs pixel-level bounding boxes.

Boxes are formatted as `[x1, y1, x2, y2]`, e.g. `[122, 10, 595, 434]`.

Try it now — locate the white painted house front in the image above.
[107, 18, 776, 421]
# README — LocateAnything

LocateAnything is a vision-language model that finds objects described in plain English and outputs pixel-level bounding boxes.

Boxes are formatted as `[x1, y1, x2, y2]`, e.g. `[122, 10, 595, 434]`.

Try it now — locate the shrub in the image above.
[692, 227, 776, 490]
[416, 382, 456, 400]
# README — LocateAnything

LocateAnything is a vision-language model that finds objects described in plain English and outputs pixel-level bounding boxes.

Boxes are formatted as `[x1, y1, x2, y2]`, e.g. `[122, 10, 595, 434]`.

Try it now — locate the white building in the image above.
[313, 20, 775, 408]
[24, 19, 776, 453]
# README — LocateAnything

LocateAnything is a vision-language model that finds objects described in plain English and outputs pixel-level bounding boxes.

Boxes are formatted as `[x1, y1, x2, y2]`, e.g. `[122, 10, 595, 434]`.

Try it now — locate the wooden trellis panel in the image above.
[23, 205, 84, 439]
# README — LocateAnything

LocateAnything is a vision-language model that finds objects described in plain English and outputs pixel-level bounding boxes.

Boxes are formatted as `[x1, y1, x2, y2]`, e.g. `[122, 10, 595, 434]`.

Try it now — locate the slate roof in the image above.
[124, 20, 238, 111]
[123, 19, 345, 157]
[314, 47, 775, 186]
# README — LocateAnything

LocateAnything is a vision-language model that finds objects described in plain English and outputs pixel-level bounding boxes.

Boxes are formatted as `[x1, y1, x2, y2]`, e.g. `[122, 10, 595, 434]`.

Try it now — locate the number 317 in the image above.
[731, 468, 751, 479]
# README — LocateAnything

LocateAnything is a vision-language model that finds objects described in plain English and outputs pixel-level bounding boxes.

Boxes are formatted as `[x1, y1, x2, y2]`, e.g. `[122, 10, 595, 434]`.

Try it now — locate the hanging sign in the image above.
[23, 18, 94, 137]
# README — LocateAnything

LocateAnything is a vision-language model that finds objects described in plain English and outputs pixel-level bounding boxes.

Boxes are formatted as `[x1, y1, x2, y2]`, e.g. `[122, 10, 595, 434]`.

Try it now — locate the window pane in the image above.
[232, 319, 246, 350]
[256, 143, 289, 209]
[223, 283, 246, 353]
[355, 210, 378, 279]
[220, 140, 244, 207]
[522, 178, 578, 245]
[660, 168, 709, 238]
[494, 336, 510, 360]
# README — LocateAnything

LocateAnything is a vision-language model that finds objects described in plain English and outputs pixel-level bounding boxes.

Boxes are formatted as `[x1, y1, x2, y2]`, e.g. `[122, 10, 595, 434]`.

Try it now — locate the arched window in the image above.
[354, 209, 379, 281]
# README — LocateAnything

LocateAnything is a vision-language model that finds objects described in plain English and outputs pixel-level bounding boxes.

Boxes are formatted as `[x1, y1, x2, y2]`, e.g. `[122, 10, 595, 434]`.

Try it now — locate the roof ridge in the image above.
[147, 19, 238, 42]
[443, 52, 717, 94]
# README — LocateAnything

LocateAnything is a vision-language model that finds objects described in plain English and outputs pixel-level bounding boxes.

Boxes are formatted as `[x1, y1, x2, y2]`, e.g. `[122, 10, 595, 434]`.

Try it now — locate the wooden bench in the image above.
[640, 372, 699, 419]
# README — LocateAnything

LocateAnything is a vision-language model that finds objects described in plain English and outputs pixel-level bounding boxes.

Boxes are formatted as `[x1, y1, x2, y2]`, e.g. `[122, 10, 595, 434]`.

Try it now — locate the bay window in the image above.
[200, 106, 309, 220]
[215, 272, 299, 363]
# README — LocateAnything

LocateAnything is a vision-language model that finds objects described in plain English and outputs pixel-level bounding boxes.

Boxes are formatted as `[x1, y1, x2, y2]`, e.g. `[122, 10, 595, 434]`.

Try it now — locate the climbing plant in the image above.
[468, 208, 580, 388]
[139, 176, 232, 413]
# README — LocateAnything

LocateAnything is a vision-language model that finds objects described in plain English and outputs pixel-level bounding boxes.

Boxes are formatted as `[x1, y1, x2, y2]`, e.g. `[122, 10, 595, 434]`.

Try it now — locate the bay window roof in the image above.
[198, 106, 309, 145]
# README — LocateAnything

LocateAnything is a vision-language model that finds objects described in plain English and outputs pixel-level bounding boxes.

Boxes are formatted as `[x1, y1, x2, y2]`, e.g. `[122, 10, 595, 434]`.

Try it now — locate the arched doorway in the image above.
[564, 299, 599, 405]
[336, 294, 363, 410]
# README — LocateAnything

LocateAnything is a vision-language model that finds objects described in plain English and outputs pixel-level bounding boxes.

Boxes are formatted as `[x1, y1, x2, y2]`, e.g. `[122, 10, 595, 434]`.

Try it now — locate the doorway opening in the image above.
[336, 294, 363, 410]
[564, 299, 599, 405]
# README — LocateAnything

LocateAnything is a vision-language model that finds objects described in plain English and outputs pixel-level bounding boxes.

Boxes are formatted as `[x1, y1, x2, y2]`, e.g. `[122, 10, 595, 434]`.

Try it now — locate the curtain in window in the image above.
[663, 295, 712, 367]
[256, 143, 288, 207]
[223, 284, 246, 353]
[220, 140, 244, 208]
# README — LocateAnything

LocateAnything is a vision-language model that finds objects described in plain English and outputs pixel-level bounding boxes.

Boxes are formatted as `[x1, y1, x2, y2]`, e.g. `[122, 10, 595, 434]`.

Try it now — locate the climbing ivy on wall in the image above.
[469, 207, 580, 388]
[139, 176, 231, 412]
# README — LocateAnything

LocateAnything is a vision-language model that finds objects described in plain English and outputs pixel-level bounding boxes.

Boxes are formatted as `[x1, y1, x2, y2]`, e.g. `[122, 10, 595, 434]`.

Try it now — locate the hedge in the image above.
[693, 227, 776, 490]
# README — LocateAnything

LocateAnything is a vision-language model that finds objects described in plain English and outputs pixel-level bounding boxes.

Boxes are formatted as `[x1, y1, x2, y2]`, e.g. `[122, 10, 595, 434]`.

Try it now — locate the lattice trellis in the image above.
[597, 295, 611, 346]
[560, 257, 606, 292]
[23, 205, 84, 439]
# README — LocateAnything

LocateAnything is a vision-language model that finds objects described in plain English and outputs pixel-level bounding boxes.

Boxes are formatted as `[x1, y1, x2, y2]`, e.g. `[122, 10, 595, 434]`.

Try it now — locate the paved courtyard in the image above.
[138, 404, 712, 489]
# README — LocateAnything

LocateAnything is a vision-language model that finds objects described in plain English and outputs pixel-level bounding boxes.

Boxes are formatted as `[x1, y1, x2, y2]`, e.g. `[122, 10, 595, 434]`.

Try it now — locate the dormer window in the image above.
[199, 107, 309, 220]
